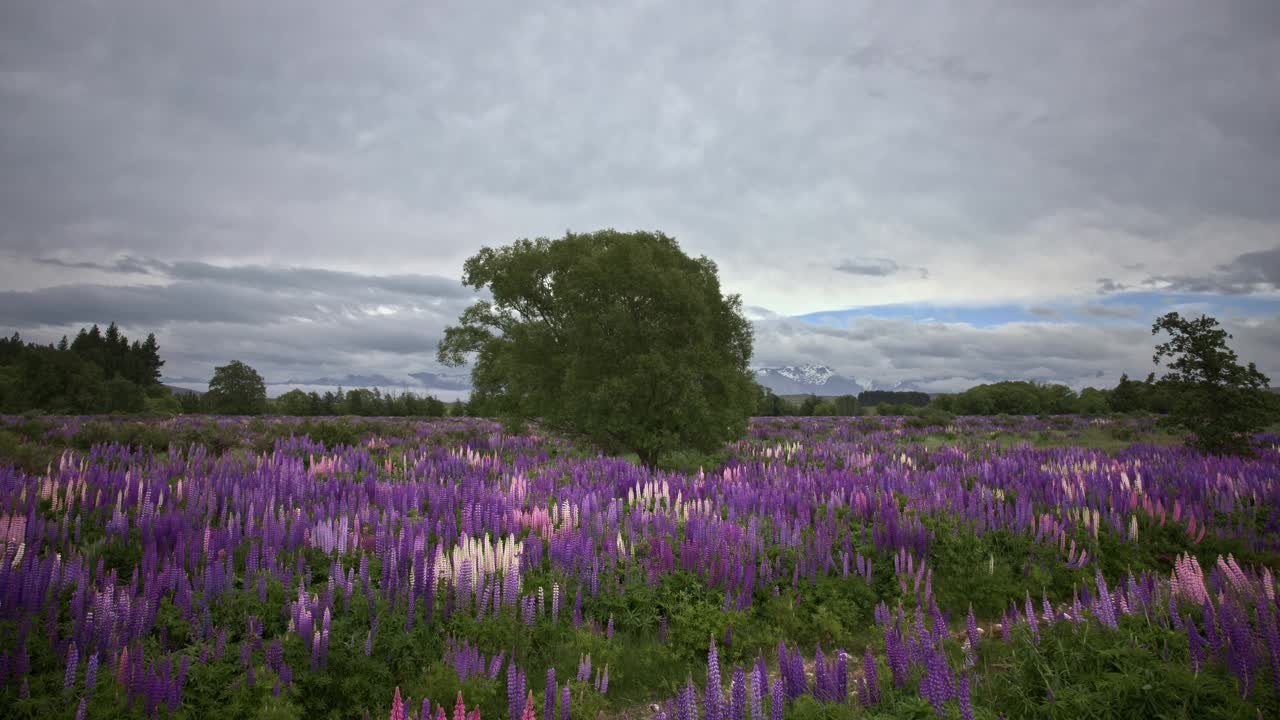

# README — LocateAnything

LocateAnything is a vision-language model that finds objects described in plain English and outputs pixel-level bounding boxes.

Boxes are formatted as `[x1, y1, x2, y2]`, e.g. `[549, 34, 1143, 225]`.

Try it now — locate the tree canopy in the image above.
[438, 229, 756, 465]
[1152, 312, 1271, 455]
[0, 323, 166, 413]
[206, 360, 268, 415]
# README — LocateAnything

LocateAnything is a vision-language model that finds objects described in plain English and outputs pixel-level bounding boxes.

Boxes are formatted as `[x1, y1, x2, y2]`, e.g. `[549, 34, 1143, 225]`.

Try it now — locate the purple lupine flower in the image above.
[769, 678, 784, 720]
[835, 649, 848, 702]
[74, 698, 86, 720]
[813, 645, 828, 701]
[507, 662, 522, 720]
[730, 666, 746, 720]
[605, 614, 614, 639]
[957, 670, 974, 720]
[862, 646, 879, 705]
[560, 684, 571, 720]
[544, 667, 556, 720]
[1025, 592, 1040, 643]
[64, 641, 78, 693]
[1262, 604, 1280, 699]
[84, 651, 99, 696]
[707, 638, 722, 720]
[1095, 570, 1118, 630]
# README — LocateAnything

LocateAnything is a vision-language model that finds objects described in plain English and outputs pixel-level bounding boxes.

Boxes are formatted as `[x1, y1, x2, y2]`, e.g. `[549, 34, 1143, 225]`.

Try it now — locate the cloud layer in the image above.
[1, 1, 1278, 392]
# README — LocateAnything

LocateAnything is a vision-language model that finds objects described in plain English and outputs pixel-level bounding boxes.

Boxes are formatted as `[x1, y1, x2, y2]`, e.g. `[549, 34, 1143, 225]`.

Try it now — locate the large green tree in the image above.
[437, 229, 756, 466]
[206, 360, 268, 415]
[1152, 312, 1271, 455]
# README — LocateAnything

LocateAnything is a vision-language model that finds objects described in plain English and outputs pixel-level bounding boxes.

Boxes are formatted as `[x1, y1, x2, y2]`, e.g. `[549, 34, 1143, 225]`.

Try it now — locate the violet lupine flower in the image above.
[707, 638, 722, 720]
[74, 698, 86, 720]
[730, 666, 746, 720]
[1025, 592, 1040, 643]
[862, 646, 879, 705]
[748, 662, 765, 720]
[964, 605, 980, 665]
[957, 670, 974, 720]
[84, 651, 99, 696]
[508, 662, 524, 720]
[64, 641, 78, 693]
[605, 614, 614, 639]
[560, 684, 571, 720]
[813, 645, 828, 702]
[545, 667, 556, 720]
[1262, 604, 1280, 698]
[1095, 570, 1119, 630]
[835, 649, 848, 702]
[769, 679, 784, 720]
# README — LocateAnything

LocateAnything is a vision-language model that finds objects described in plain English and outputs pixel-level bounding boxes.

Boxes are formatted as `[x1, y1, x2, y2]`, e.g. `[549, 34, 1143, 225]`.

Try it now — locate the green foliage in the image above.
[1151, 312, 1272, 455]
[207, 360, 268, 415]
[858, 390, 930, 408]
[438, 229, 756, 466]
[978, 619, 1274, 719]
[0, 324, 165, 414]
[754, 383, 790, 416]
[271, 387, 448, 417]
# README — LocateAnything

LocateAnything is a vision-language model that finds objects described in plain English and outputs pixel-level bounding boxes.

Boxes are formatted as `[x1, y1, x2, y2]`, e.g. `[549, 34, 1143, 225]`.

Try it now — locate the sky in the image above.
[2, 0, 1279, 396]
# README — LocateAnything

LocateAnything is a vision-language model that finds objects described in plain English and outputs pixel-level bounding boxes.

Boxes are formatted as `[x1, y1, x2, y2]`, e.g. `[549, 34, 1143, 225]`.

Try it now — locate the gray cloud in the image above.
[1027, 306, 1058, 317]
[751, 312, 1280, 392]
[1146, 245, 1280, 294]
[834, 257, 901, 276]
[3, 1, 1280, 389]
[834, 257, 928, 279]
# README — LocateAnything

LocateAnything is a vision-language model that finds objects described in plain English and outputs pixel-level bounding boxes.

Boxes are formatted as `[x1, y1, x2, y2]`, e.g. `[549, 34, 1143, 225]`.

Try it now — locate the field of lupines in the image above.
[1, 414, 1279, 719]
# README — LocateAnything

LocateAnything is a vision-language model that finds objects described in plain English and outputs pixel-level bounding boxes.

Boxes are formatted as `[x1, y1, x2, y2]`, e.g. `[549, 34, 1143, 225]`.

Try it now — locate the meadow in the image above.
[1, 414, 1278, 719]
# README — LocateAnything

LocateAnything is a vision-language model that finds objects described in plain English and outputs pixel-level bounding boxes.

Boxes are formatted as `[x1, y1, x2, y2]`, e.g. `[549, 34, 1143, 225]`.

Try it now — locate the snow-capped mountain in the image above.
[753, 364, 866, 396]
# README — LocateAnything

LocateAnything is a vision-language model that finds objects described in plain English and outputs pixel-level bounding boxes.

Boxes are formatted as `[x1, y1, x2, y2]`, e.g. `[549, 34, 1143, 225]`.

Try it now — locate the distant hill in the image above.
[164, 384, 202, 397]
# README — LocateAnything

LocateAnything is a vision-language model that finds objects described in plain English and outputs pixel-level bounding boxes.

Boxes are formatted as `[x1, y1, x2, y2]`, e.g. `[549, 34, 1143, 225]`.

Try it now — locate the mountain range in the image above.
[753, 365, 871, 396]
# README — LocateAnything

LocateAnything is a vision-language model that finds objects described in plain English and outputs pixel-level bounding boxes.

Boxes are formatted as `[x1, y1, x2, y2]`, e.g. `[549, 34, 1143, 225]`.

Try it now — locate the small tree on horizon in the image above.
[437, 229, 756, 466]
[1152, 312, 1271, 456]
[206, 360, 267, 415]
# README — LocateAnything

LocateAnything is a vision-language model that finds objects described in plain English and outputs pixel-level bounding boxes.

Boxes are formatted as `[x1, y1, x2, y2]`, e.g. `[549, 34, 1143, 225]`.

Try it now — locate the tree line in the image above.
[178, 359, 461, 417]
[0, 324, 172, 414]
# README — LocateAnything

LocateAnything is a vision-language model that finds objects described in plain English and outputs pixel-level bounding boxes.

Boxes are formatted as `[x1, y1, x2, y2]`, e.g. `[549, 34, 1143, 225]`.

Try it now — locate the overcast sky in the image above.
[3, 0, 1279, 395]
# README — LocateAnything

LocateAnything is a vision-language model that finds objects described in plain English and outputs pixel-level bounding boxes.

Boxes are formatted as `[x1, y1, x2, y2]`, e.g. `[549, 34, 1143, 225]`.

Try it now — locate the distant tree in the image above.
[438, 229, 756, 466]
[1075, 387, 1110, 415]
[833, 394, 860, 417]
[276, 389, 313, 416]
[797, 394, 820, 416]
[858, 390, 930, 408]
[206, 360, 267, 415]
[1109, 373, 1144, 413]
[102, 375, 145, 413]
[929, 394, 956, 413]
[754, 383, 788, 416]
[1036, 383, 1078, 414]
[1152, 312, 1271, 455]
